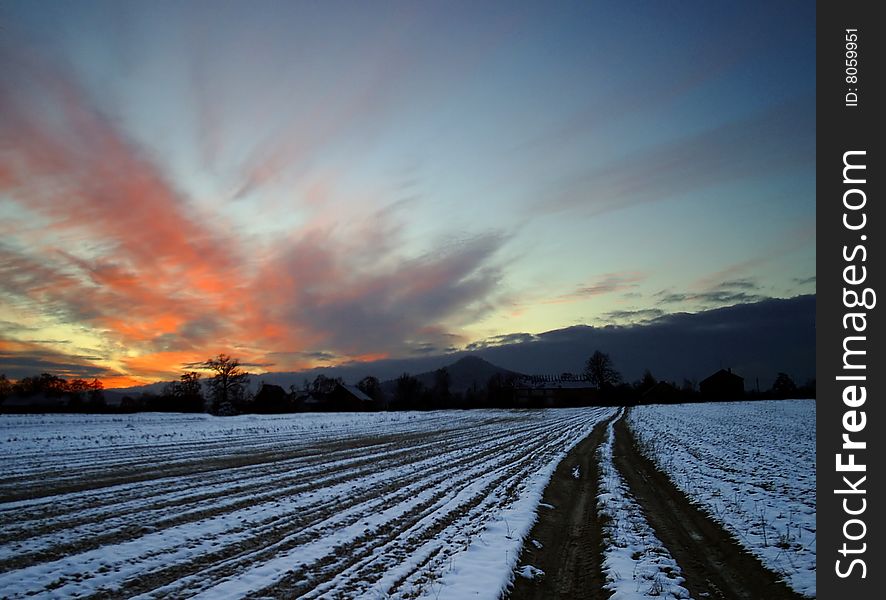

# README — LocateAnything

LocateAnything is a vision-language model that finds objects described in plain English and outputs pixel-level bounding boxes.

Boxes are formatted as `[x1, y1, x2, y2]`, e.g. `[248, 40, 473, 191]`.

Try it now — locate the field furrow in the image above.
[627, 400, 816, 597]
[0, 408, 612, 599]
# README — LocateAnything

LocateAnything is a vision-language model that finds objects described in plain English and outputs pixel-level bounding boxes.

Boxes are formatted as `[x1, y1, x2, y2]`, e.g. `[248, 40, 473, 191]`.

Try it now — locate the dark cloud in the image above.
[465, 332, 539, 351]
[718, 279, 760, 290]
[300, 351, 338, 361]
[545, 273, 645, 305]
[256, 231, 507, 359]
[237, 361, 276, 369]
[655, 278, 768, 307]
[487, 295, 814, 389]
[0, 346, 115, 380]
[247, 295, 815, 393]
[408, 343, 441, 356]
[602, 308, 665, 322]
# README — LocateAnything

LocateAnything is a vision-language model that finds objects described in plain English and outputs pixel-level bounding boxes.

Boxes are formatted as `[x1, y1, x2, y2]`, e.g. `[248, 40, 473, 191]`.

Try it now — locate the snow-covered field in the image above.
[597, 409, 690, 600]
[628, 400, 816, 597]
[0, 408, 613, 599]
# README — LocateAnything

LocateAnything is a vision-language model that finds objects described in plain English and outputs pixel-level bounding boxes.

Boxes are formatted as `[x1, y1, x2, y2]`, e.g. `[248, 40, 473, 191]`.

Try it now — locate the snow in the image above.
[597, 409, 692, 600]
[628, 400, 816, 597]
[0, 408, 613, 599]
[516, 564, 545, 580]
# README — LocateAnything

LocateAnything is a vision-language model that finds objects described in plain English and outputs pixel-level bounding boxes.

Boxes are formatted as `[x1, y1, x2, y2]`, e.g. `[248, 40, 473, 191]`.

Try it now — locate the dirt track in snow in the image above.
[507, 408, 808, 600]
[611, 413, 806, 600]
[507, 416, 612, 600]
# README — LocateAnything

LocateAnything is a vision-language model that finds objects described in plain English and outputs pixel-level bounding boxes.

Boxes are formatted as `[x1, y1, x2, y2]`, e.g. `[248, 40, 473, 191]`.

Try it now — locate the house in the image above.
[294, 382, 376, 412]
[327, 383, 375, 411]
[641, 381, 681, 404]
[252, 383, 293, 413]
[699, 368, 744, 399]
[513, 376, 602, 408]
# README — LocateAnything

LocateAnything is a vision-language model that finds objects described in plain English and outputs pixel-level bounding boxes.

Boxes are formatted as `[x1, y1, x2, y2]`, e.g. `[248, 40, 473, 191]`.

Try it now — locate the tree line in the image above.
[0, 372, 106, 412]
[0, 350, 815, 415]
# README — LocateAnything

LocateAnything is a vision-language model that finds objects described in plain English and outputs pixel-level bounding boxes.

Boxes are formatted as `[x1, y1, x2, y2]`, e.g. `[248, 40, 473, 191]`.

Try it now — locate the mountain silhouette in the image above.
[381, 355, 522, 394]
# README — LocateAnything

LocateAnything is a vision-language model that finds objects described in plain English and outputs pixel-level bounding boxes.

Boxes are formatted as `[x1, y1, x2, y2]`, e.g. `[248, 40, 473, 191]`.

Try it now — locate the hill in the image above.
[106, 296, 815, 394]
[381, 355, 522, 395]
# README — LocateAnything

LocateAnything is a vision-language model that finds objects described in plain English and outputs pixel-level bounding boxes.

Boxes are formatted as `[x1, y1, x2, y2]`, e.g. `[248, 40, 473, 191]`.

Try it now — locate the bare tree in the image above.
[203, 354, 249, 415]
[0, 374, 11, 404]
[162, 371, 204, 412]
[432, 368, 451, 404]
[394, 373, 423, 409]
[636, 369, 657, 394]
[357, 375, 382, 400]
[179, 371, 202, 399]
[585, 350, 622, 389]
[771, 372, 798, 399]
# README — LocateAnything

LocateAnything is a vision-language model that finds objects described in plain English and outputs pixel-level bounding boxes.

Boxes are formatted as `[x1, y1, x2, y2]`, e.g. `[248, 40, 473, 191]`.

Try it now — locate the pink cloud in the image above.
[0, 45, 508, 382]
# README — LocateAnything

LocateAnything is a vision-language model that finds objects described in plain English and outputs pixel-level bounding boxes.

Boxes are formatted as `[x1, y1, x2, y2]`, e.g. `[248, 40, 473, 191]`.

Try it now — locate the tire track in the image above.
[612, 411, 806, 600]
[506, 414, 614, 600]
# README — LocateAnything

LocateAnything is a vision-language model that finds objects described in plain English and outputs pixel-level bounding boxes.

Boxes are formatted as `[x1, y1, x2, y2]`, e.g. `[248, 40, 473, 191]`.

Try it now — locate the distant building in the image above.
[641, 381, 681, 404]
[252, 383, 292, 413]
[513, 376, 602, 407]
[334, 383, 373, 410]
[699, 368, 744, 399]
[297, 382, 375, 412]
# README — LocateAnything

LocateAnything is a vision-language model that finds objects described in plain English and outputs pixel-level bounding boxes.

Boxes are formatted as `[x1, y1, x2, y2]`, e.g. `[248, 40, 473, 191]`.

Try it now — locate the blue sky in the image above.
[0, 1, 815, 385]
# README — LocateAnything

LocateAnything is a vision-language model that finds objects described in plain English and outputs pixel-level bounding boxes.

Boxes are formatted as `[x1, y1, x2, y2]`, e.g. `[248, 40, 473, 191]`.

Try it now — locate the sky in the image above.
[0, 1, 815, 387]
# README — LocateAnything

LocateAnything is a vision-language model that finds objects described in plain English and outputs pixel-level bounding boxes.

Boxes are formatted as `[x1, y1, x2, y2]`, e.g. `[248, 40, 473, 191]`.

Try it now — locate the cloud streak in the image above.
[540, 272, 646, 305]
[536, 98, 814, 217]
[0, 44, 509, 383]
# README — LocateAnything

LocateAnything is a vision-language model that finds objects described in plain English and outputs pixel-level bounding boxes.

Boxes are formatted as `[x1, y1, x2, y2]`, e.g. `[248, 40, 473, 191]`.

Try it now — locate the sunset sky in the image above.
[0, 1, 815, 387]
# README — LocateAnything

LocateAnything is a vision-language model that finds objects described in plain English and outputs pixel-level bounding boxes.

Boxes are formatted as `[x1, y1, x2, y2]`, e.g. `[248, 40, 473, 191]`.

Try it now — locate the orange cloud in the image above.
[0, 43, 508, 386]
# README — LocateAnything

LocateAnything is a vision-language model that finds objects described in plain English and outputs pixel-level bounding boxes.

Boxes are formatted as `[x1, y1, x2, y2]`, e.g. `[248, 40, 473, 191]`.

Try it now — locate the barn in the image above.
[699, 368, 744, 399]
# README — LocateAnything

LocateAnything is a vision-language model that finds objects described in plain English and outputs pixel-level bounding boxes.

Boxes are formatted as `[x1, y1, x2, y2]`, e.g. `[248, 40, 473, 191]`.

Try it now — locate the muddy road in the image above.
[507, 416, 613, 600]
[506, 409, 807, 600]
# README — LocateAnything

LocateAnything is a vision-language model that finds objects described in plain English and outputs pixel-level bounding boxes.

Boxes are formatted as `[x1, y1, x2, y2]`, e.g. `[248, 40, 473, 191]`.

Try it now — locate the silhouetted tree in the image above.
[463, 381, 484, 407]
[68, 378, 90, 395]
[15, 373, 67, 396]
[179, 372, 202, 399]
[394, 373, 423, 410]
[771, 372, 798, 399]
[585, 351, 621, 389]
[357, 375, 383, 401]
[432, 368, 451, 407]
[203, 354, 250, 415]
[3, 373, 105, 412]
[0, 374, 10, 405]
[486, 372, 516, 408]
[798, 378, 816, 399]
[161, 371, 204, 412]
[310, 374, 343, 396]
[635, 369, 657, 395]
[85, 378, 105, 411]
[119, 395, 140, 413]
